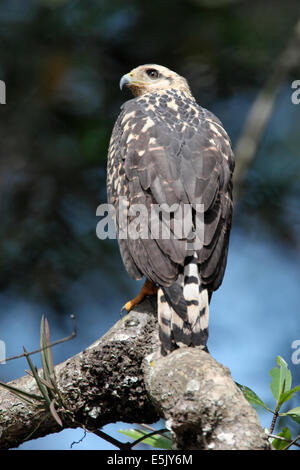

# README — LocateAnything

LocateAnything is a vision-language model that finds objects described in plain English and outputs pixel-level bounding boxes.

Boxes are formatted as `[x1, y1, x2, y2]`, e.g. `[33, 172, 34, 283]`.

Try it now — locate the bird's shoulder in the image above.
[115, 90, 230, 146]
[118, 90, 209, 128]
[110, 89, 234, 176]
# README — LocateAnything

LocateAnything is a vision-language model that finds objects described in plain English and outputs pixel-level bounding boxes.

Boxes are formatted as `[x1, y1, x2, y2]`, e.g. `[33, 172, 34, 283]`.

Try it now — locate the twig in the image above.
[90, 426, 169, 450]
[130, 428, 169, 449]
[139, 423, 156, 431]
[90, 428, 131, 450]
[268, 433, 300, 449]
[139, 423, 172, 441]
[0, 314, 77, 364]
[282, 433, 300, 451]
[269, 410, 279, 434]
[70, 429, 87, 449]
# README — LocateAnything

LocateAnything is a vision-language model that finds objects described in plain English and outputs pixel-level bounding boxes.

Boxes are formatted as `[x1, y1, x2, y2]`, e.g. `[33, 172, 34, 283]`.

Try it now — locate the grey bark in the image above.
[0, 299, 270, 450]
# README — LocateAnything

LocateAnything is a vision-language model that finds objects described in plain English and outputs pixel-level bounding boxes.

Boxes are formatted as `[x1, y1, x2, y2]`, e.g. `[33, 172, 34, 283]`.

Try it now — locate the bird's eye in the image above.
[146, 68, 159, 79]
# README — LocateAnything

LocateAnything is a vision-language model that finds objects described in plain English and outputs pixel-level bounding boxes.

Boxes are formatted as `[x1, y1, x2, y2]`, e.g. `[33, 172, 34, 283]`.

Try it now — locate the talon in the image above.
[120, 303, 131, 317]
[121, 279, 158, 314]
[120, 305, 127, 317]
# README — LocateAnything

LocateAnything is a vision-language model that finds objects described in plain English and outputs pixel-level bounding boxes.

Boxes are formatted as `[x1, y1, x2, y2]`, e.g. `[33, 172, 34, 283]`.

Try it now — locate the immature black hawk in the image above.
[107, 64, 234, 355]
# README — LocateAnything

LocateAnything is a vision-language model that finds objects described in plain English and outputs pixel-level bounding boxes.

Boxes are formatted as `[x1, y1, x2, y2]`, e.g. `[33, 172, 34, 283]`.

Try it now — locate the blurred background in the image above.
[0, 0, 299, 450]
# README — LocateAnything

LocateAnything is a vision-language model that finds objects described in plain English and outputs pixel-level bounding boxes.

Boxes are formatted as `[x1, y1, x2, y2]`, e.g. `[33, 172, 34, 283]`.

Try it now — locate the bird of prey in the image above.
[107, 64, 234, 355]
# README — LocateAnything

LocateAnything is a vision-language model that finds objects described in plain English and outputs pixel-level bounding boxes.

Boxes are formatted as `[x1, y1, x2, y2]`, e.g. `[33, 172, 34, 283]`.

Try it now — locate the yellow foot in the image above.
[121, 279, 158, 315]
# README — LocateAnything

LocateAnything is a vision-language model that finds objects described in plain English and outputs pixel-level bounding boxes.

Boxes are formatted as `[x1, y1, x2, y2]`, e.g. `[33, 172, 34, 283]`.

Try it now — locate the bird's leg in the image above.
[121, 279, 158, 314]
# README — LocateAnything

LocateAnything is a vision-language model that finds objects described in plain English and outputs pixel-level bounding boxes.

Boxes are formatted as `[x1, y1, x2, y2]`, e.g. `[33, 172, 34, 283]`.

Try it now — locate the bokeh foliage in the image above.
[0, 0, 299, 309]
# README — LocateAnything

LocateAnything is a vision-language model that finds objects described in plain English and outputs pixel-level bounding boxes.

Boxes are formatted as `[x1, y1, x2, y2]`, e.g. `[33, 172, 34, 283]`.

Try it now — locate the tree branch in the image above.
[0, 299, 270, 450]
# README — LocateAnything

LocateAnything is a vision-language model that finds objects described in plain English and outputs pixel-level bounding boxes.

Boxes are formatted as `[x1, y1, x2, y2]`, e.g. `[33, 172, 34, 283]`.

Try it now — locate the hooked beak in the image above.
[119, 73, 132, 90]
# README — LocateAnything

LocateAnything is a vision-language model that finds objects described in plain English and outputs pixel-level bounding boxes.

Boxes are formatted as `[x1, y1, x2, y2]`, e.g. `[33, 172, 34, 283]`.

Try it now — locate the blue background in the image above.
[0, 0, 299, 450]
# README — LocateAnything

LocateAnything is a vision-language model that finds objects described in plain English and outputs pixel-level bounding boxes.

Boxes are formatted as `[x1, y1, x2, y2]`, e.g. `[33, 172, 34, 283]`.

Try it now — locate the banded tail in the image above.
[158, 252, 209, 355]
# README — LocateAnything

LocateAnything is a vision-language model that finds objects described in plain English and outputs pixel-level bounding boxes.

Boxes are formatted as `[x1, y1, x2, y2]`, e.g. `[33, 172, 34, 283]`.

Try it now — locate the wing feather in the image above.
[107, 92, 234, 292]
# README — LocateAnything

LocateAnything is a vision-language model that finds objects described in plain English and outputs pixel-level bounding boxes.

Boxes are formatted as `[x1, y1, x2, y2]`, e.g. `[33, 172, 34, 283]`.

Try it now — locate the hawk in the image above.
[107, 64, 234, 355]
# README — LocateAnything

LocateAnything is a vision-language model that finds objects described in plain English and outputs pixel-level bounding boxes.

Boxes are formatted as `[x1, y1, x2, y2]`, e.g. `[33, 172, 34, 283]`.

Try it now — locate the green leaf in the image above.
[276, 356, 292, 391]
[278, 385, 300, 407]
[49, 399, 63, 427]
[43, 317, 55, 379]
[143, 434, 172, 450]
[270, 356, 292, 404]
[0, 380, 43, 403]
[40, 316, 55, 386]
[23, 347, 51, 406]
[236, 383, 273, 413]
[270, 366, 280, 401]
[284, 407, 300, 425]
[40, 315, 50, 382]
[118, 429, 172, 450]
[271, 427, 292, 450]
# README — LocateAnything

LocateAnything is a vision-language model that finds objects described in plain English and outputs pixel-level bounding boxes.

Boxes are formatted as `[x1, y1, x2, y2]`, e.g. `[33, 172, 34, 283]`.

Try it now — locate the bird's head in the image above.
[119, 64, 191, 97]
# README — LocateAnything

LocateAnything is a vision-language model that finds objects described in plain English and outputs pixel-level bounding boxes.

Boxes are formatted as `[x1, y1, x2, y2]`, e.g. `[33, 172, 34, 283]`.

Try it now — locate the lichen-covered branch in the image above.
[144, 348, 270, 450]
[0, 299, 270, 450]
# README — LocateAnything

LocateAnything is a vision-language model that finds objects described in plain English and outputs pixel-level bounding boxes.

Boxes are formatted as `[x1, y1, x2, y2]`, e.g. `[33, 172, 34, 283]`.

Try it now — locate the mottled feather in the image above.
[107, 64, 234, 354]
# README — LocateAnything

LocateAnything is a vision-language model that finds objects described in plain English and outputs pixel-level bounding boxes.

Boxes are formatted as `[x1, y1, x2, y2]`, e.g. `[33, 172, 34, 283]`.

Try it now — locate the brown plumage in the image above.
[107, 64, 234, 355]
